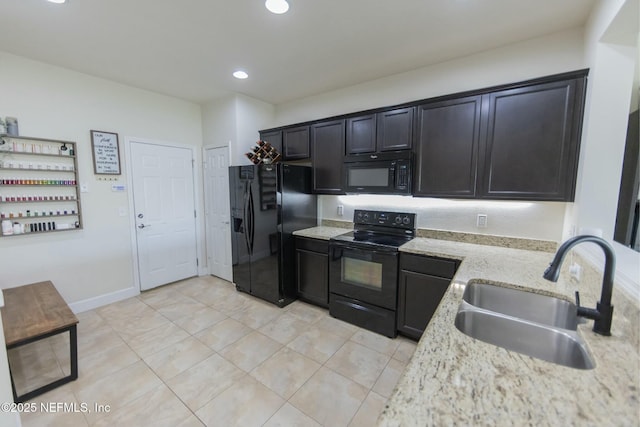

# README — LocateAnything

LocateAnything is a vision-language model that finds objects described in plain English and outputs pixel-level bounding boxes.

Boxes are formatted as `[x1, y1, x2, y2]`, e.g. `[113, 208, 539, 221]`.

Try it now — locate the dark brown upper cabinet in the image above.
[283, 126, 310, 160]
[259, 70, 587, 202]
[346, 114, 376, 154]
[414, 96, 482, 198]
[346, 107, 414, 156]
[479, 78, 585, 201]
[311, 120, 345, 194]
[258, 130, 283, 156]
[377, 107, 414, 151]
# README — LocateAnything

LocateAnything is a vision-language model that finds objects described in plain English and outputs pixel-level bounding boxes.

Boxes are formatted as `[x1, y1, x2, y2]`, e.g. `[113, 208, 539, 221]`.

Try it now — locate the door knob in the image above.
[138, 224, 149, 229]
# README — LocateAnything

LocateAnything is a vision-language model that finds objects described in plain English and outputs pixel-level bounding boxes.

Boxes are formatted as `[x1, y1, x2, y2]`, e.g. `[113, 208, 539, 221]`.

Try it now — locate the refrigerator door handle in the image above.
[248, 184, 255, 252]
[243, 182, 251, 254]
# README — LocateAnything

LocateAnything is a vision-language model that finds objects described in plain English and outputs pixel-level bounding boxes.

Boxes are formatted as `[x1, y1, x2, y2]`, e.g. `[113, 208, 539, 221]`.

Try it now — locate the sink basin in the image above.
[455, 305, 594, 369]
[455, 283, 594, 370]
[463, 282, 578, 330]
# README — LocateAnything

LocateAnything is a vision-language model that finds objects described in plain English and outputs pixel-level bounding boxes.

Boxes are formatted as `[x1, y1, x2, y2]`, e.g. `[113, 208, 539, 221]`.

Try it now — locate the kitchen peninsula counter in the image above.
[294, 227, 639, 426]
[382, 237, 639, 426]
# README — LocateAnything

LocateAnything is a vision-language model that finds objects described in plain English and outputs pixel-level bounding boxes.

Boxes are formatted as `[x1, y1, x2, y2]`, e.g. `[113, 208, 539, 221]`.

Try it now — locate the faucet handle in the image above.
[575, 291, 581, 307]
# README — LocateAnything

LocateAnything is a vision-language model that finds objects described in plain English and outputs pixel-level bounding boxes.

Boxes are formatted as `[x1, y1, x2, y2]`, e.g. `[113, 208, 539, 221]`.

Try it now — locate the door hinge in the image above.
[194, 210, 197, 218]
[196, 258, 199, 267]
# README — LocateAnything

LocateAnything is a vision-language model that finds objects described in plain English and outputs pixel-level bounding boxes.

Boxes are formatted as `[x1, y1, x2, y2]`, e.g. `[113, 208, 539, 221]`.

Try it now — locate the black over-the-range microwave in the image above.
[343, 151, 412, 195]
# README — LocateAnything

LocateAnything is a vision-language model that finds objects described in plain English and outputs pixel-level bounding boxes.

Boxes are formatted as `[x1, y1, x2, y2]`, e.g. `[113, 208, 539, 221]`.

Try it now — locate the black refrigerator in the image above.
[229, 163, 317, 307]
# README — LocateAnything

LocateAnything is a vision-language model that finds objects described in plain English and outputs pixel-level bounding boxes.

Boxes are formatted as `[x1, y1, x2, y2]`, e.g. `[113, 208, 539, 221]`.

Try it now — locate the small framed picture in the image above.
[90, 130, 121, 175]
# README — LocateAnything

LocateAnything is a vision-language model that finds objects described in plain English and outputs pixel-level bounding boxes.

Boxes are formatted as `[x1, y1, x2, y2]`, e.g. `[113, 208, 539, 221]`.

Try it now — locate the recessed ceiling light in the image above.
[47, 0, 67, 3]
[265, 0, 289, 14]
[233, 71, 249, 80]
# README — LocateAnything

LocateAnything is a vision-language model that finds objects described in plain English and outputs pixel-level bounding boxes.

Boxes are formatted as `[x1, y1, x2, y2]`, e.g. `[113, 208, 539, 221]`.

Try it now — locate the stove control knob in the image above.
[362, 213, 369, 222]
[394, 216, 402, 224]
[402, 216, 411, 225]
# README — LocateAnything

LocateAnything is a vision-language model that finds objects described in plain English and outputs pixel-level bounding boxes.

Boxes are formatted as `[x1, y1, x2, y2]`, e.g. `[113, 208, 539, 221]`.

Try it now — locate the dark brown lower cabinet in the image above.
[295, 237, 329, 308]
[397, 253, 459, 340]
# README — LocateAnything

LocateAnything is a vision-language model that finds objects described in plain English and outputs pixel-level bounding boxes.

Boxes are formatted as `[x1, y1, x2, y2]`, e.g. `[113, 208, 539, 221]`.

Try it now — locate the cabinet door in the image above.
[479, 78, 585, 201]
[377, 107, 414, 151]
[283, 126, 310, 160]
[346, 114, 376, 154]
[295, 238, 329, 307]
[259, 130, 283, 156]
[414, 96, 482, 198]
[397, 269, 450, 340]
[311, 120, 345, 194]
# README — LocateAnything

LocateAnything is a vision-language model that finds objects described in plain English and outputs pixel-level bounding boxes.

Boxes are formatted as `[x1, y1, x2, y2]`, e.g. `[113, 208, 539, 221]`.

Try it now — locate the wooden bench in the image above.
[1, 281, 78, 402]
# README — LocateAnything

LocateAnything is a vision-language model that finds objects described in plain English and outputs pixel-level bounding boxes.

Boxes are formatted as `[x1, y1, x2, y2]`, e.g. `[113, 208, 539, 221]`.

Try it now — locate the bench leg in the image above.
[70, 325, 78, 380]
[8, 325, 79, 403]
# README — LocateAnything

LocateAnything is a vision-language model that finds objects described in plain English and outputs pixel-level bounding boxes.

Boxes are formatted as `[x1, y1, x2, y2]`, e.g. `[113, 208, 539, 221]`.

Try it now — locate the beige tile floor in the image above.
[7, 275, 417, 427]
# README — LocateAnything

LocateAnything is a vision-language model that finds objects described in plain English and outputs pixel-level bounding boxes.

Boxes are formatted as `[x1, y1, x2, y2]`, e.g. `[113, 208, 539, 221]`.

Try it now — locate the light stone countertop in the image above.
[293, 226, 351, 240]
[293, 227, 640, 426]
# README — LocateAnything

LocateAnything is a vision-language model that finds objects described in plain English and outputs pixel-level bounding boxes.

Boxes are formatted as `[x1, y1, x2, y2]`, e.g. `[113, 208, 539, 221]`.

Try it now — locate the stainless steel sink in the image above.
[455, 283, 595, 370]
[462, 282, 578, 330]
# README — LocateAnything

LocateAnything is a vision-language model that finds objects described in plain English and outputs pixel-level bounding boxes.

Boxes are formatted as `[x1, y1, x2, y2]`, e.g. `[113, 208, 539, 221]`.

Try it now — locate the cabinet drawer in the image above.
[400, 253, 458, 279]
[295, 236, 328, 253]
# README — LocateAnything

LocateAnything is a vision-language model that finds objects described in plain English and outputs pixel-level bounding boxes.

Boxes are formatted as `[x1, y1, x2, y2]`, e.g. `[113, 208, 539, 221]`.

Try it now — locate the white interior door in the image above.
[130, 141, 198, 291]
[204, 146, 232, 281]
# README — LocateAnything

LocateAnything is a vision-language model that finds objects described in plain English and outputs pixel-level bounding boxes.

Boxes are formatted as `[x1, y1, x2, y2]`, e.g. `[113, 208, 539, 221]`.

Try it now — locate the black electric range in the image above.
[328, 209, 416, 337]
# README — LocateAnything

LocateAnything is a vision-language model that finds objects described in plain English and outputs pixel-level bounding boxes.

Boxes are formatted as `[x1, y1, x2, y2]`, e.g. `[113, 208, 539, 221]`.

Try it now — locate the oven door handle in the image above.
[330, 243, 397, 259]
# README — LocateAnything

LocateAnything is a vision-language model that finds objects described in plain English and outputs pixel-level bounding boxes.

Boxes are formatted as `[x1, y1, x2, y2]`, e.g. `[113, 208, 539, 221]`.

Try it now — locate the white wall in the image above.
[570, 0, 640, 297]
[202, 94, 275, 166]
[0, 52, 203, 309]
[201, 95, 236, 149]
[235, 94, 275, 164]
[274, 28, 585, 125]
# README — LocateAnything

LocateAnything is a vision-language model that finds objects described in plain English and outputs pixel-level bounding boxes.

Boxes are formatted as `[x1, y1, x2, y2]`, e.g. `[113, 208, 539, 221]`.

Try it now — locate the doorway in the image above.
[129, 139, 198, 291]
[204, 146, 233, 281]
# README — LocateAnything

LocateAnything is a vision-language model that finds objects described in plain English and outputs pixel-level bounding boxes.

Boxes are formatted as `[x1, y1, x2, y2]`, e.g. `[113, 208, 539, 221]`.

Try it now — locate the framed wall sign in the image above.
[90, 130, 121, 175]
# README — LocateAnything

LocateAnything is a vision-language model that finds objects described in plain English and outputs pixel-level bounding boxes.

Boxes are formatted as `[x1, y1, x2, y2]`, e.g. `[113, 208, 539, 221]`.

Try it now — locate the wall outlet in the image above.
[569, 263, 582, 282]
[476, 214, 488, 228]
[337, 205, 344, 216]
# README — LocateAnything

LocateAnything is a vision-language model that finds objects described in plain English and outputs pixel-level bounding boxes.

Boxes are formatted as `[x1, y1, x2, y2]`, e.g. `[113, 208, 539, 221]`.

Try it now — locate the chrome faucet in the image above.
[543, 235, 616, 336]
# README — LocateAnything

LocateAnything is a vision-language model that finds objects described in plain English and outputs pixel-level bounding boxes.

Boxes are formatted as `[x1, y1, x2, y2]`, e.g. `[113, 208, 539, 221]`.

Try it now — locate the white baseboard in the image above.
[69, 286, 140, 314]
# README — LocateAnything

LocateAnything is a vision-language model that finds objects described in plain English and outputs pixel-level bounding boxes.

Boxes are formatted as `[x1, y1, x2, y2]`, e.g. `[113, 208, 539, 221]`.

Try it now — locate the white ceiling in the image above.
[1, 0, 597, 105]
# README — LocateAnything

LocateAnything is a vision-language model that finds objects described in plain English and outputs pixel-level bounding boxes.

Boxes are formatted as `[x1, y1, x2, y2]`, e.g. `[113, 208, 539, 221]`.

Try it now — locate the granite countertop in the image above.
[293, 226, 351, 240]
[294, 227, 640, 426]
[382, 237, 639, 426]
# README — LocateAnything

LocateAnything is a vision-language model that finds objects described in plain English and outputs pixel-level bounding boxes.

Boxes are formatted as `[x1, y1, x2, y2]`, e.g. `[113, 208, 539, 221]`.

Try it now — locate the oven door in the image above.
[329, 242, 398, 310]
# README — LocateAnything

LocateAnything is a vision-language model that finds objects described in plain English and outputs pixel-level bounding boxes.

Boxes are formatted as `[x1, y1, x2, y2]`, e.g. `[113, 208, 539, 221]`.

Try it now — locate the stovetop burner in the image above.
[331, 209, 416, 250]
